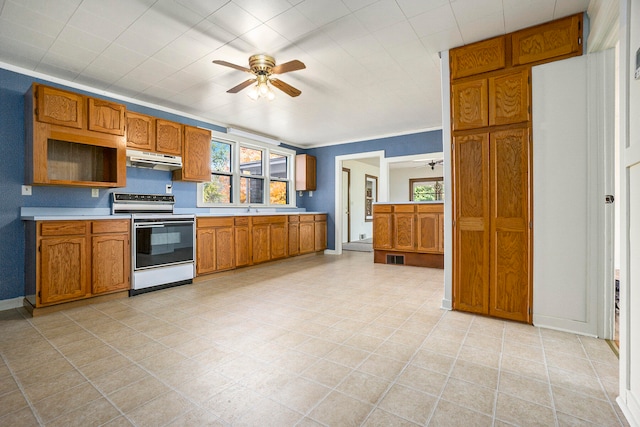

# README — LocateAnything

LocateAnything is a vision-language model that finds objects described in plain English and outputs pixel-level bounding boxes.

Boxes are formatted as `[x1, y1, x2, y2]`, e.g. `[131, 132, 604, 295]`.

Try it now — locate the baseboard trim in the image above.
[0, 297, 25, 312]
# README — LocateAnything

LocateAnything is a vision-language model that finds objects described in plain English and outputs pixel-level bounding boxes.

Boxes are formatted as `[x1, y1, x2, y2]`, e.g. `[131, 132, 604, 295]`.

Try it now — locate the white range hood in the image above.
[126, 149, 182, 171]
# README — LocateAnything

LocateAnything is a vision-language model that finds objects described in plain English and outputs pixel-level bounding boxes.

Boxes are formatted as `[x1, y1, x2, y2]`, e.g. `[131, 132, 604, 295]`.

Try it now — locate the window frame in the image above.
[197, 130, 296, 208]
[409, 177, 444, 202]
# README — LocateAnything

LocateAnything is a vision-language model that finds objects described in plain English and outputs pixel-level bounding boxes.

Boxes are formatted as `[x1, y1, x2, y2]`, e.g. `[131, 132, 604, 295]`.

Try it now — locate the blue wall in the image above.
[301, 132, 443, 249]
[0, 66, 442, 301]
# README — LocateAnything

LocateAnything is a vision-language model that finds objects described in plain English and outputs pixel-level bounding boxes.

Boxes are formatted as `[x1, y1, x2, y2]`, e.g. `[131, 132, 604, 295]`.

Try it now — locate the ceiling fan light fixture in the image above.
[247, 85, 259, 101]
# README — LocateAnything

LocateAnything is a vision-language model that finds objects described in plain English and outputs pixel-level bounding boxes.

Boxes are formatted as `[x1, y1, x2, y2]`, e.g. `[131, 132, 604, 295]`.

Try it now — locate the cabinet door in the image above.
[36, 85, 83, 129]
[451, 79, 488, 131]
[40, 237, 89, 305]
[252, 224, 271, 264]
[215, 226, 235, 271]
[438, 213, 445, 253]
[288, 219, 299, 256]
[394, 213, 416, 251]
[295, 154, 316, 191]
[126, 111, 155, 151]
[156, 119, 182, 155]
[92, 234, 129, 294]
[450, 36, 506, 79]
[299, 221, 315, 254]
[453, 133, 490, 315]
[489, 128, 531, 323]
[373, 212, 393, 250]
[196, 228, 216, 275]
[270, 222, 287, 260]
[179, 126, 212, 182]
[88, 98, 126, 136]
[314, 219, 326, 251]
[511, 14, 583, 66]
[489, 69, 530, 126]
[417, 213, 439, 253]
[235, 225, 250, 267]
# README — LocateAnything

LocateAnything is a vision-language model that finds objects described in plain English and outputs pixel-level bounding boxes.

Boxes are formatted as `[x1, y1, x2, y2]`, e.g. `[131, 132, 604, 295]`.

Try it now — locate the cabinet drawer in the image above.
[394, 205, 416, 213]
[91, 220, 129, 234]
[299, 215, 315, 222]
[314, 214, 327, 221]
[198, 217, 233, 228]
[417, 204, 444, 214]
[373, 205, 392, 213]
[40, 221, 87, 236]
[252, 216, 286, 225]
[235, 217, 249, 226]
[288, 215, 299, 223]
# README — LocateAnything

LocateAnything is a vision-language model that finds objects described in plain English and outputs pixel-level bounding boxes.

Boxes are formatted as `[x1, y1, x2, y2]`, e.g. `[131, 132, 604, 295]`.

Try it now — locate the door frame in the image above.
[334, 151, 385, 255]
[342, 167, 351, 243]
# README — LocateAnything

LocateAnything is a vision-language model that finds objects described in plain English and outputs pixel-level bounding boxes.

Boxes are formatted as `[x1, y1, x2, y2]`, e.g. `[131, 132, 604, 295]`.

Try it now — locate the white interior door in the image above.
[532, 50, 615, 337]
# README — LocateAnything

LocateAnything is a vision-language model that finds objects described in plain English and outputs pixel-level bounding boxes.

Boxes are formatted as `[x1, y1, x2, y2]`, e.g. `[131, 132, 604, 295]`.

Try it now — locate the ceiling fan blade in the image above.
[270, 79, 301, 97]
[213, 60, 252, 73]
[271, 60, 306, 75]
[227, 79, 256, 93]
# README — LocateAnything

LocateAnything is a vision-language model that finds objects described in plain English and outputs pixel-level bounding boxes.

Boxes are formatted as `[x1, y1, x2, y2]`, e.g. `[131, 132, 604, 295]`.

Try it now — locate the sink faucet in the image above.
[246, 205, 251, 213]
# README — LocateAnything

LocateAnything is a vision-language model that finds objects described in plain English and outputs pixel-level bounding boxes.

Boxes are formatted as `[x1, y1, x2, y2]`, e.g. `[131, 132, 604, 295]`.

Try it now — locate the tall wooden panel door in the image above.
[489, 128, 531, 322]
[453, 133, 490, 314]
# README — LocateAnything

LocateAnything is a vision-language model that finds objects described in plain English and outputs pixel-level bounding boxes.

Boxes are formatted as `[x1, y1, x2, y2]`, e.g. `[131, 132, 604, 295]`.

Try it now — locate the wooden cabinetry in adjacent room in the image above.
[448, 14, 582, 323]
[173, 125, 212, 182]
[25, 83, 127, 188]
[24, 219, 131, 312]
[196, 217, 235, 275]
[373, 203, 444, 268]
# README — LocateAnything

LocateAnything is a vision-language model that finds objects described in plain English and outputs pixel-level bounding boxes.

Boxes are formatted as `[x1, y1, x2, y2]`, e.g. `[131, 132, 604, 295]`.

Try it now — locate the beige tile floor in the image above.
[0, 251, 627, 426]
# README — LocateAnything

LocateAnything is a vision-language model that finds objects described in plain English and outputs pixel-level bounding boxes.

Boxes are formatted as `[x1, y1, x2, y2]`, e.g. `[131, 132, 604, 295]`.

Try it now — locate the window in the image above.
[410, 177, 444, 201]
[198, 132, 294, 207]
[202, 141, 232, 203]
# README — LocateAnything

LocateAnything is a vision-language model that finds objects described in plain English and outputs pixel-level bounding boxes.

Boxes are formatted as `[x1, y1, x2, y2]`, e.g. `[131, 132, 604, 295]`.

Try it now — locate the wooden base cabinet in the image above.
[25, 220, 130, 309]
[373, 203, 444, 268]
[196, 217, 235, 275]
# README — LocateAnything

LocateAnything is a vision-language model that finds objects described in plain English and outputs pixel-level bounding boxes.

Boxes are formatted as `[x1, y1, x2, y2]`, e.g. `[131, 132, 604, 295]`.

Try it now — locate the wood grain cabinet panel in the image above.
[174, 125, 211, 182]
[36, 85, 83, 129]
[88, 98, 126, 136]
[40, 236, 89, 305]
[489, 69, 530, 126]
[512, 14, 583, 66]
[450, 36, 506, 79]
[215, 226, 235, 271]
[196, 228, 216, 275]
[234, 220, 250, 268]
[270, 222, 287, 260]
[156, 119, 182, 155]
[196, 218, 235, 275]
[452, 79, 488, 131]
[489, 128, 531, 322]
[417, 213, 439, 253]
[299, 221, 315, 254]
[252, 224, 271, 264]
[288, 216, 299, 256]
[373, 206, 393, 250]
[453, 133, 490, 315]
[91, 233, 129, 295]
[314, 216, 327, 252]
[394, 213, 415, 251]
[126, 111, 155, 151]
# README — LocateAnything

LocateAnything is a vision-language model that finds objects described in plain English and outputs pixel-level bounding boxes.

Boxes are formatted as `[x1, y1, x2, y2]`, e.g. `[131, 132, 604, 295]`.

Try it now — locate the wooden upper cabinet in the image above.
[126, 111, 155, 151]
[296, 154, 316, 191]
[452, 78, 488, 131]
[174, 125, 211, 182]
[36, 85, 83, 129]
[88, 98, 126, 136]
[450, 36, 506, 80]
[512, 13, 583, 66]
[156, 119, 182, 155]
[489, 69, 530, 126]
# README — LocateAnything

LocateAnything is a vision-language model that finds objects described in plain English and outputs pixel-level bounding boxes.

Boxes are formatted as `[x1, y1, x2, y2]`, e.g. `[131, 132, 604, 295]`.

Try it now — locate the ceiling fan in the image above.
[213, 54, 306, 100]
[413, 159, 444, 169]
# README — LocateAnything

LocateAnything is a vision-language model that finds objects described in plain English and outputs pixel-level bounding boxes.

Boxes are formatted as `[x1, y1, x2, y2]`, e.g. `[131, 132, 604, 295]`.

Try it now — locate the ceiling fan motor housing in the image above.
[249, 54, 275, 75]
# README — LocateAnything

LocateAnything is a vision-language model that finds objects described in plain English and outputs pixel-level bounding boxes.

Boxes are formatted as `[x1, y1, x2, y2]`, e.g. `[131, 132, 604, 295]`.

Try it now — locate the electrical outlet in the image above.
[91, 188, 99, 198]
[166, 184, 172, 194]
[21, 185, 32, 196]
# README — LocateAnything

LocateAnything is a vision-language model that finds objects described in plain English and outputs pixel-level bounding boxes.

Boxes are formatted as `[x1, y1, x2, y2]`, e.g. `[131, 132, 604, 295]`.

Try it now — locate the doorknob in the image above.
[605, 195, 614, 204]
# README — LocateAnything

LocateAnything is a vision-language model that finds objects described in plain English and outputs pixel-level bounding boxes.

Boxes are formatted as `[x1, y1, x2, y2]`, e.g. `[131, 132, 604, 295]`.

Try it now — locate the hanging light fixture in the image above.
[247, 74, 275, 101]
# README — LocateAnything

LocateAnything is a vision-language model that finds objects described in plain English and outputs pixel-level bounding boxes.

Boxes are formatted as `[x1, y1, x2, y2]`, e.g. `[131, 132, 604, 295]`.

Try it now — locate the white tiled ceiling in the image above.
[0, 0, 591, 146]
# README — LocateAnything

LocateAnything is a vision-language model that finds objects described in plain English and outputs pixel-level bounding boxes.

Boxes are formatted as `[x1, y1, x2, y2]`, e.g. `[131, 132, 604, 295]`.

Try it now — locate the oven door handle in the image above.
[135, 224, 166, 229]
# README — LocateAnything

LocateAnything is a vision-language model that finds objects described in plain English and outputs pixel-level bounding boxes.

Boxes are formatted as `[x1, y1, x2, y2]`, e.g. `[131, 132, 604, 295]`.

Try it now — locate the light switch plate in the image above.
[91, 188, 99, 198]
[21, 185, 32, 196]
[166, 184, 172, 194]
